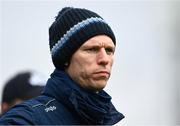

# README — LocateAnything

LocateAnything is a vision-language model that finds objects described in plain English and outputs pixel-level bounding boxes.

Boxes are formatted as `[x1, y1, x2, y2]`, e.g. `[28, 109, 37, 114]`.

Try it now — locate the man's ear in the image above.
[1, 102, 10, 114]
[1, 99, 22, 114]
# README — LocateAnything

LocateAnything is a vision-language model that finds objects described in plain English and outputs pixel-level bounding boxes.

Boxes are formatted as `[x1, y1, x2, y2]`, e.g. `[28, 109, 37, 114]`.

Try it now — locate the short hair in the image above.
[2, 71, 46, 104]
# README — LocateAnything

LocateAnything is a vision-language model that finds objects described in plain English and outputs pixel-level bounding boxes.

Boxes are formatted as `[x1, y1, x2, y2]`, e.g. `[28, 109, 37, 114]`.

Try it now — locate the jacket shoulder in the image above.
[27, 95, 56, 109]
[0, 95, 55, 125]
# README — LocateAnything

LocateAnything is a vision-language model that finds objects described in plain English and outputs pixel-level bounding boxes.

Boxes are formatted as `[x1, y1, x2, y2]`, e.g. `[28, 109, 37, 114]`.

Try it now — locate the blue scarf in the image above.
[43, 69, 124, 124]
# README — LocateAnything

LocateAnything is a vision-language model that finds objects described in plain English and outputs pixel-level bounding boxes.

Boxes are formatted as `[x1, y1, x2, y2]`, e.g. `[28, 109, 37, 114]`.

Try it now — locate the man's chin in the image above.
[89, 81, 107, 92]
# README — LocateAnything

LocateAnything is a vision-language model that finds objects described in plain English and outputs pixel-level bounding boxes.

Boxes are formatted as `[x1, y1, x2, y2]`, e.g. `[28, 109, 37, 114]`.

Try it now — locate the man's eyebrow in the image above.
[83, 42, 115, 47]
[82, 44, 100, 47]
[105, 44, 115, 47]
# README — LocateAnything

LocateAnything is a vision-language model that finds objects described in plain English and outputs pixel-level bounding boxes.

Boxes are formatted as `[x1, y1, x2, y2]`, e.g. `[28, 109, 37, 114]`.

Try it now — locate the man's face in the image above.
[66, 35, 115, 91]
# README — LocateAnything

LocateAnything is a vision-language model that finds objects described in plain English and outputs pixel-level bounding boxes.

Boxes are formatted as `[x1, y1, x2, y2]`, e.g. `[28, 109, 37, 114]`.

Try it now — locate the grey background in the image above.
[0, 0, 180, 125]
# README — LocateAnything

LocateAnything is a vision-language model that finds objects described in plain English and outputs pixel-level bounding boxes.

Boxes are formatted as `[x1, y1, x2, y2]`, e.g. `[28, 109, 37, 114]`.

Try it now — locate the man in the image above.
[1, 71, 45, 114]
[0, 7, 124, 125]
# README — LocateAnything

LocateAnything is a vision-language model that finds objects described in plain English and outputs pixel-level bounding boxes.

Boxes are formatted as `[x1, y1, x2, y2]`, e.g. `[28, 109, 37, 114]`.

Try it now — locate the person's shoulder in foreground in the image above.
[0, 94, 83, 125]
[0, 6, 124, 125]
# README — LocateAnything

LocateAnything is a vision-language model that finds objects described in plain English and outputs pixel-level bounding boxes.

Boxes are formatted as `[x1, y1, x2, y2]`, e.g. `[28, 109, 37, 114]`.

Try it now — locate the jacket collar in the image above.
[43, 69, 124, 124]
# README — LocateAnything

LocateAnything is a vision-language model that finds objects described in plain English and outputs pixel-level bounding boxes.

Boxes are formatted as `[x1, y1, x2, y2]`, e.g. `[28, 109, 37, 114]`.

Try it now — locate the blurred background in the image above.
[0, 0, 179, 125]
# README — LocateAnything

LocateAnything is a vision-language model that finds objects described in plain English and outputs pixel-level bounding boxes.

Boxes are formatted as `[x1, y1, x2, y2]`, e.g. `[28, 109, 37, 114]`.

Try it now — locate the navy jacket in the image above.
[0, 70, 124, 125]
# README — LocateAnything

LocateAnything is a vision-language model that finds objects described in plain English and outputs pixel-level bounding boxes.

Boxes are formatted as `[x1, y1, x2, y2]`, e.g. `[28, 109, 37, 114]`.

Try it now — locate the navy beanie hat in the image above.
[49, 7, 116, 70]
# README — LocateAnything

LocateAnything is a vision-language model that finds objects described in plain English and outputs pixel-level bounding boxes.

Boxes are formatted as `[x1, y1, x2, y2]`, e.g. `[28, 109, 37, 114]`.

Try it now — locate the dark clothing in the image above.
[0, 69, 124, 125]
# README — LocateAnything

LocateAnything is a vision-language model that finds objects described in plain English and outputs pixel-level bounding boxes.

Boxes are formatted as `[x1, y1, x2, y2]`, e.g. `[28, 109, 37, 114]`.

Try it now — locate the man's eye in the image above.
[105, 48, 115, 55]
[86, 48, 99, 53]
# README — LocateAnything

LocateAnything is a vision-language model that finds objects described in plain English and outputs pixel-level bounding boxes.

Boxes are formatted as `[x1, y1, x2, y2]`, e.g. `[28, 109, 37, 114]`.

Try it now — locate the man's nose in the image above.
[97, 48, 109, 65]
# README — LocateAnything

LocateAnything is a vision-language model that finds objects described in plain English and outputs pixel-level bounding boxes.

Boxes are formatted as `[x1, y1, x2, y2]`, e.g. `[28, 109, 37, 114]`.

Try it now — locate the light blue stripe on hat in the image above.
[51, 17, 107, 57]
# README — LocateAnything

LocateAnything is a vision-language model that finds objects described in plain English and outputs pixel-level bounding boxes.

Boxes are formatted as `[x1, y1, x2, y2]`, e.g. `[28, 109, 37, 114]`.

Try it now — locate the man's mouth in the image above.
[93, 71, 110, 78]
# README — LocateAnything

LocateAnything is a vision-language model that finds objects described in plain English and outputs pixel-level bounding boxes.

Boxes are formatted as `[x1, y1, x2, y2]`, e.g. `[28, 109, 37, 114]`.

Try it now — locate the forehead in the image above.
[81, 35, 115, 47]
